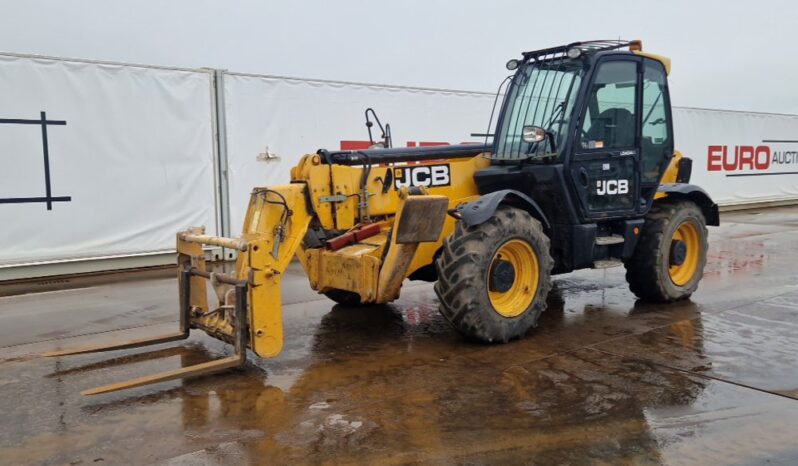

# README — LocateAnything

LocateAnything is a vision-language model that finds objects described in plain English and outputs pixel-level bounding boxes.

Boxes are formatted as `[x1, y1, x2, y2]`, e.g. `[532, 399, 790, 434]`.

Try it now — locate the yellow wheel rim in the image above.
[668, 221, 700, 286]
[488, 239, 539, 318]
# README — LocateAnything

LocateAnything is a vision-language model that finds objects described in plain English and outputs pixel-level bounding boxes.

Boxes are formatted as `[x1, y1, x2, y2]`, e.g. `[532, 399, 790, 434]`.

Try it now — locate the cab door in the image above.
[638, 59, 674, 212]
[569, 58, 641, 220]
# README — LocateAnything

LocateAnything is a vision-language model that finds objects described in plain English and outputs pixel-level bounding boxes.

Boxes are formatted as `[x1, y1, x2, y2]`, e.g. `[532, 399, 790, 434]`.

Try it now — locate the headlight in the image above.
[566, 47, 582, 59]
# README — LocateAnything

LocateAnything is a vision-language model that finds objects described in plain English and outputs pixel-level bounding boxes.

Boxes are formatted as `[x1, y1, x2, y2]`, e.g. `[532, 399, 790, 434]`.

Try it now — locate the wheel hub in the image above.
[668, 220, 701, 286]
[487, 239, 540, 318]
[489, 260, 516, 293]
[669, 239, 687, 266]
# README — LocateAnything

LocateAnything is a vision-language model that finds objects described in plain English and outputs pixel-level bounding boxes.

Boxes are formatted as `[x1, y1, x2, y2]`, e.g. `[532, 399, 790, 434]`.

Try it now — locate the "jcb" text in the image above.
[596, 179, 629, 195]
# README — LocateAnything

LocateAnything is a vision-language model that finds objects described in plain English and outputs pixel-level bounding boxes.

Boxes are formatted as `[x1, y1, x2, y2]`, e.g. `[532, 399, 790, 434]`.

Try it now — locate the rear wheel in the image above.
[625, 200, 708, 302]
[434, 206, 553, 343]
[323, 289, 363, 306]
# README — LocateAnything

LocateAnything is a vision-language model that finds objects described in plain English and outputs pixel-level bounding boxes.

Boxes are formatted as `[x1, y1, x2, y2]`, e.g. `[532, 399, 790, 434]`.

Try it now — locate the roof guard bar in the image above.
[520, 39, 641, 62]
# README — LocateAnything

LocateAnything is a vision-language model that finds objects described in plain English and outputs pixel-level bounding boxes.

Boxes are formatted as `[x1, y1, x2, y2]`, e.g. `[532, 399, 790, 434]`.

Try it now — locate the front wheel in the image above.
[625, 200, 708, 302]
[434, 206, 553, 343]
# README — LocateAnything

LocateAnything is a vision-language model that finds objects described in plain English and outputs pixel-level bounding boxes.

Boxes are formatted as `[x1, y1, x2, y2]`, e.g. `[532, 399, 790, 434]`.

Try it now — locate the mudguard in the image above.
[657, 183, 720, 226]
[455, 189, 550, 230]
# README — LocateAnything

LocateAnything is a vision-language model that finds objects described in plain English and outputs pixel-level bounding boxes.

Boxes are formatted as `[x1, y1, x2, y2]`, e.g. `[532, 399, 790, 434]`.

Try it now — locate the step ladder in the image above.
[595, 235, 624, 246]
[593, 235, 625, 269]
[592, 259, 623, 269]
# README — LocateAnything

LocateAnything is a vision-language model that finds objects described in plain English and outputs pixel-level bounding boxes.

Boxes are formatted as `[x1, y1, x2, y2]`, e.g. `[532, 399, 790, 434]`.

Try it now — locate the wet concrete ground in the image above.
[1, 207, 798, 465]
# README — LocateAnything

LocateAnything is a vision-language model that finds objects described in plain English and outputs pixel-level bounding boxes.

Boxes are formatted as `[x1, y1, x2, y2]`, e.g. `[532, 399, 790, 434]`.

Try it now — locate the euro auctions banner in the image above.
[0, 54, 217, 265]
[673, 107, 798, 206]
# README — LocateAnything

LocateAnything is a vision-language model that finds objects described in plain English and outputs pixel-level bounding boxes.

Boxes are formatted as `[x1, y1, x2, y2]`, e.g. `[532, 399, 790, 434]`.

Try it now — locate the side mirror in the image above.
[521, 125, 546, 144]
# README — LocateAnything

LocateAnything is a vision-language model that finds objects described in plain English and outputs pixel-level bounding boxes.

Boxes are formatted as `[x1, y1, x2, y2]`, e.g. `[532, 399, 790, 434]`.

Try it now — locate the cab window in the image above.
[579, 61, 638, 151]
[640, 61, 672, 183]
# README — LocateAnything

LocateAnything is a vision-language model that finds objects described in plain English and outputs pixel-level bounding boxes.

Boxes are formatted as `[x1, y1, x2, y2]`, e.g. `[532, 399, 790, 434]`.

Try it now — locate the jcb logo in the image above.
[596, 179, 629, 195]
[394, 164, 451, 189]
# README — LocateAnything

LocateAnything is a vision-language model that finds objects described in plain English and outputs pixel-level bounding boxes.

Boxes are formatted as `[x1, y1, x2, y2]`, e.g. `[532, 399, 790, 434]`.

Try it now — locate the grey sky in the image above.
[1, 0, 796, 114]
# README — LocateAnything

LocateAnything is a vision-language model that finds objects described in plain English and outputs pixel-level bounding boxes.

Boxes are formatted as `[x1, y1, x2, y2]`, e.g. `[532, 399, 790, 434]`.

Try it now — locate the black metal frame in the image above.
[520, 40, 638, 63]
[182, 266, 250, 355]
[0, 111, 71, 210]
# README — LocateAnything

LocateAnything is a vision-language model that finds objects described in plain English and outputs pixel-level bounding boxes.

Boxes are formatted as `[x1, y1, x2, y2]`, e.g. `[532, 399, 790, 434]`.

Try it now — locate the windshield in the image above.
[493, 58, 583, 161]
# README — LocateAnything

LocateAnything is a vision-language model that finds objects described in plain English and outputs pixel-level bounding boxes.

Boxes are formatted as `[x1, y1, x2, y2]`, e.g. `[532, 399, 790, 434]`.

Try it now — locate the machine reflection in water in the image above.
[142, 289, 713, 464]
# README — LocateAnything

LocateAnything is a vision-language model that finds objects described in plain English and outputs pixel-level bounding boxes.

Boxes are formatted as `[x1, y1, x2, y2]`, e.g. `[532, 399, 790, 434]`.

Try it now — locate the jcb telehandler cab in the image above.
[47, 40, 718, 395]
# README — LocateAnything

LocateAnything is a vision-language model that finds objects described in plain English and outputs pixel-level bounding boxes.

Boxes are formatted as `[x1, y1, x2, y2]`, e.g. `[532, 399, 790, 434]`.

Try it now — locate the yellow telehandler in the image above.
[46, 40, 718, 395]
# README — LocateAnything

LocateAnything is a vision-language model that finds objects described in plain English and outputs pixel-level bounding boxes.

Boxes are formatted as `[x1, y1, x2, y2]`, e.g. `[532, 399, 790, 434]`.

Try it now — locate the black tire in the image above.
[323, 289, 363, 306]
[625, 200, 708, 302]
[434, 206, 553, 343]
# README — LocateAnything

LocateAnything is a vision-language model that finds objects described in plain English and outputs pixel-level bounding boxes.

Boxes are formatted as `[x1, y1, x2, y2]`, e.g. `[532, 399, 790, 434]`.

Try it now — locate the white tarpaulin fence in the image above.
[2, 52, 798, 278]
[222, 73, 495, 232]
[0, 53, 218, 270]
[223, 74, 798, 222]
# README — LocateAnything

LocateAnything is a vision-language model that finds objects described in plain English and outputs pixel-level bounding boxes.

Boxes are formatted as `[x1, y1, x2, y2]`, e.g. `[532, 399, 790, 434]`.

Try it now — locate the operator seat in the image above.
[586, 108, 635, 148]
